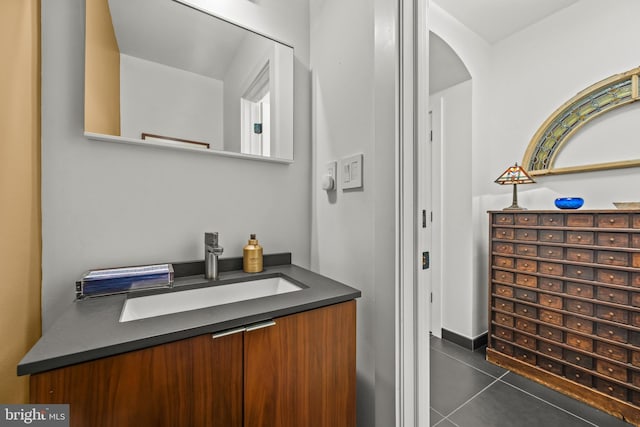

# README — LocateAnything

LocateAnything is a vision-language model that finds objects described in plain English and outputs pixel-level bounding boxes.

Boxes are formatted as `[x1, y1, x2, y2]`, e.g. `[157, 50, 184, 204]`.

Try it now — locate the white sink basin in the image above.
[119, 276, 302, 322]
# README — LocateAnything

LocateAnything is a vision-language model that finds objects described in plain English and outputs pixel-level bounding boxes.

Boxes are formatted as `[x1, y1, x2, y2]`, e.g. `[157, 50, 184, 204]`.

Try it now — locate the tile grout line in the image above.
[431, 346, 505, 380]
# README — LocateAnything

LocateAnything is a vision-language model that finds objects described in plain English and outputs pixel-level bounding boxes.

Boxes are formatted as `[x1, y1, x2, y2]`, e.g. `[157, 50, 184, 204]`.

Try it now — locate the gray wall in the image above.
[41, 0, 311, 329]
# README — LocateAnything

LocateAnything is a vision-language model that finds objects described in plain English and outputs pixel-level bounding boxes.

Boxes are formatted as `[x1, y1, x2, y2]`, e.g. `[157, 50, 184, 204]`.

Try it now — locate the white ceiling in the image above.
[432, 0, 580, 44]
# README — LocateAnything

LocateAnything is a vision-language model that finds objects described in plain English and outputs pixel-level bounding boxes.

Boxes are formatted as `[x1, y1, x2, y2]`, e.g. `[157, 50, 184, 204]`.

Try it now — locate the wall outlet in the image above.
[341, 154, 363, 189]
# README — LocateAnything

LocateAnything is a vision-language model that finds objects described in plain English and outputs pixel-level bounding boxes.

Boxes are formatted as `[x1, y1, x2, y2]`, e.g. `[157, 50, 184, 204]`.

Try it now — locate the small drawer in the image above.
[539, 324, 563, 342]
[514, 332, 536, 350]
[495, 228, 515, 240]
[494, 298, 514, 313]
[633, 351, 640, 368]
[596, 287, 629, 305]
[596, 323, 628, 343]
[597, 269, 629, 286]
[494, 214, 514, 225]
[493, 256, 515, 269]
[596, 359, 627, 382]
[565, 316, 593, 333]
[539, 309, 563, 326]
[516, 274, 537, 288]
[633, 253, 640, 268]
[515, 214, 538, 225]
[538, 246, 563, 260]
[566, 350, 593, 369]
[633, 235, 640, 249]
[493, 242, 514, 255]
[513, 347, 536, 365]
[633, 214, 640, 229]
[494, 270, 514, 284]
[515, 289, 537, 304]
[596, 341, 628, 363]
[565, 299, 594, 316]
[567, 214, 594, 227]
[566, 333, 593, 351]
[632, 391, 640, 407]
[566, 248, 594, 263]
[595, 378, 627, 401]
[538, 356, 563, 375]
[598, 232, 629, 248]
[540, 262, 564, 276]
[632, 292, 640, 307]
[539, 230, 564, 243]
[565, 265, 594, 280]
[515, 302, 537, 318]
[540, 214, 564, 227]
[493, 341, 514, 356]
[566, 366, 593, 387]
[598, 214, 630, 228]
[597, 251, 629, 267]
[494, 284, 513, 298]
[494, 312, 514, 328]
[515, 318, 537, 334]
[632, 273, 640, 287]
[515, 229, 537, 241]
[516, 259, 537, 272]
[631, 371, 640, 388]
[539, 293, 563, 310]
[494, 326, 513, 341]
[539, 278, 563, 292]
[566, 282, 593, 299]
[631, 312, 640, 328]
[567, 231, 594, 245]
[596, 305, 629, 324]
[515, 244, 537, 257]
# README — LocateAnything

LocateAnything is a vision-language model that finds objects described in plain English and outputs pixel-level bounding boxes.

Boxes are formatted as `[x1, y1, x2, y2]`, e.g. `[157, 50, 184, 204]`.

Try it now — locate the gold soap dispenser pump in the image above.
[243, 234, 263, 273]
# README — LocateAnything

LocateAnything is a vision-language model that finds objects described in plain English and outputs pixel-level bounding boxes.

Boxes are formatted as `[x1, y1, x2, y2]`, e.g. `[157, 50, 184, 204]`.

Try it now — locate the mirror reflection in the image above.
[85, 0, 294, 161]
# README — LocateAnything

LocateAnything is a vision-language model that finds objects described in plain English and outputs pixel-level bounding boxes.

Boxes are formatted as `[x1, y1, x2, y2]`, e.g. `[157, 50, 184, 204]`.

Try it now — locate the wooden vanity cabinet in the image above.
[30, 300, 356, 427]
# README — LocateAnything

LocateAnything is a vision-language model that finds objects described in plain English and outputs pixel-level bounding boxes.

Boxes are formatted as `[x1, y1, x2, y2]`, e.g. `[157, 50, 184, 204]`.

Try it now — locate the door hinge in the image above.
[430, 292, 433, 303]
[422, 251, 430, 270]
[422, 210, 427, 228]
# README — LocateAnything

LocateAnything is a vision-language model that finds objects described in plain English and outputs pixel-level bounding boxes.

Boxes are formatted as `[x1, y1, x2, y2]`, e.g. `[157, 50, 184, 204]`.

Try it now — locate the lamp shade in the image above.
[494, 163, 535, 185]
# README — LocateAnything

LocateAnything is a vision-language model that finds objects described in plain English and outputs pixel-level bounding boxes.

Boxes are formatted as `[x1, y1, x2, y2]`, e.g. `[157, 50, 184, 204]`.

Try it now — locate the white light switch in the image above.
[322, 161, 337, 191]
[341, 154, 363, 189]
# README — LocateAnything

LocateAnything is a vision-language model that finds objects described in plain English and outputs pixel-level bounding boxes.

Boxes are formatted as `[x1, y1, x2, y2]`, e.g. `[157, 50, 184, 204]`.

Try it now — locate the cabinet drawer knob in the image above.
[548, 250, 553, 255]
[548, 315, 554, 319]
[575, 373, 581, 378]
[576, 304, 582, 309]
[608, 368, 614, 373]
[576, 254, 582, 258]
[609, 275, 615, 280]
[502, 231, 507, 235]
[523, 308, 529, 313]
[547, 331, 553, 336]
[609, 256, 615, 260]
[609, 312, 615, 317]
[609, 293, 615, 298]
[524, 233, 529, 237]
[576, 356, 582, 361]
[523, 294, 528, 298]
[523, 323, 528, 328]
[501, 274, 506, 279]
[608, 386, 614, 392]
[548, 364, 553, 368]
[608, 330, 615, 335]
[548, 267, 554, 271]
[548, 234, 554, 238]
[548, 299, 553, 303]
[608, 349, 614, 354]
[576, 339, 582, 344]
[576, 287, 582, 292]
[577, 235, 582, 240]
[610, 238, 615, 242]
[610, 219, 615, 223]
[523, 339, 529, 343]
[523, 248, 529, 253]
[577, 322, 582, 327]
[524, 263, 529, 267]
[576, 270, 582, 275]
[523, 355, 528, 359]
[524, 217, 529, 221]
[549, 218, 554, 222]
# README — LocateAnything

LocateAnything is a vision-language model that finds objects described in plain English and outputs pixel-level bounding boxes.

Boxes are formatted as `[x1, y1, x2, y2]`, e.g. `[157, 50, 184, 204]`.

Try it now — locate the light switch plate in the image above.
[341, 154, 363, 190]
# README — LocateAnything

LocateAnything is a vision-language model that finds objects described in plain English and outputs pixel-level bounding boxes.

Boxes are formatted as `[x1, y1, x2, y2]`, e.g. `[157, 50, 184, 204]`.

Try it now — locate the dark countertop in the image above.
[18, 259, 361, 376]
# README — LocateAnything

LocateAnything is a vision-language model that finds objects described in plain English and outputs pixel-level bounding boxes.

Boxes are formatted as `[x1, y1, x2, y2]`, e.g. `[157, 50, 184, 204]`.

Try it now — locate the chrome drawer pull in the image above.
[245, 320, 277, 332]
[212, 327, 246, 339]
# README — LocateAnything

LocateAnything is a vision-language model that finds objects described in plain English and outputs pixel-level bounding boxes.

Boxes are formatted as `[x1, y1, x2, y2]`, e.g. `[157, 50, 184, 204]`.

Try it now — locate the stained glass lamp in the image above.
[494, 163, 536, 210]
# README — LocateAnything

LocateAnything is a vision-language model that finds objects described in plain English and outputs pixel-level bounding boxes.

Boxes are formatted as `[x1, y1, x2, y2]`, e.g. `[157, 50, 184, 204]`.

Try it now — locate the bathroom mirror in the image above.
[84, 0, 294, 162]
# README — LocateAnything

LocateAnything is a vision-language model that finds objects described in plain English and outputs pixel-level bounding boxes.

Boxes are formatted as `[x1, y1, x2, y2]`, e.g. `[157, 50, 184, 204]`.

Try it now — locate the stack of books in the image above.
[76, 264, 174, 298]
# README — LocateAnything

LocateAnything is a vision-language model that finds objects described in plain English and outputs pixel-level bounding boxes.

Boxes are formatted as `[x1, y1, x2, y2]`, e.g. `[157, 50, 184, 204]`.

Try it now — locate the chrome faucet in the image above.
[205, 232, 224, 280]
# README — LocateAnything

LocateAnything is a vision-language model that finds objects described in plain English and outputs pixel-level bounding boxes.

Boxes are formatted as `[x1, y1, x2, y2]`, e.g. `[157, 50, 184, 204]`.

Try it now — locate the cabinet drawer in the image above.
[514, 332, 536, 350]
[567, 214, 594, 227]
[634, 214, 640, 229]
[539, 230, 564, 243]
[566, 282, 593, 299]
[596, 306, 628, 324]
[539, 293, 563, 310]
[596, 359, 627, 382]
[633, 351, 640, 368]
[597, 269, 629, 286]
[495, 228, 515, 239]
[597, 251, 629, 267]
[516, 259, 537, 272]
[566, 366, 593, 387]
[565, 265, 594, 280]
[494, 284, 513, 298]
[632, 273, 640, 288]
[493, 242, 514, 254]
[566, 299, 594, 316]
[515, 302, 537, 318]
[539, 246, 563, 260]
[595, 378, 627, 401]
[515, 213, 538, 225]
[598, 214, 630, 228]
[539, 356, 563, 376]
[633, 234, 640, 249]
[598, 232, 629, 248]
[539, 324, 563, 342]
[633, 253, 640, 268]
[494, 213, 514, 225]
[631, 312, 640, 328]
[494, 256, 514, 269]
[515, 289, 537, 304]
[540, 214, 564, 227]
[494, 312, 514, 327]
[596, 323, 628, 343]
[596, 287, 629, 305]
[515, 318, 537, 334]
[565, 316, 593, 333]
[539, 278, 563, 292]
[513, 347, 536, 365]
[631, 371, 640, 389]
[493, 341, 514, 356]
[566, 333, 593, 351]
[567, 231, 594, 245]
[494, 270, 514, 283]
[539, 309, 563, 326]
[494, 298, 514, 313]
[596, 341, 628, 363]
[632, 292, 640, 307]
[516, 274, 537, 288]
[515, 244, 537, 256]
[515, 229, 537, 241]
[540, 262, 564, 276]
[494, 326, 513, 341]
[566, 248, 594, 263]
[566, 350, 593, 369]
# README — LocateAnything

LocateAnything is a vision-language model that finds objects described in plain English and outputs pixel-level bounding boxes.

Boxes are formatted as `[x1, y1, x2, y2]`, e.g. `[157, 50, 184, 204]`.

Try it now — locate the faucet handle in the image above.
[205, 232, 218, 248]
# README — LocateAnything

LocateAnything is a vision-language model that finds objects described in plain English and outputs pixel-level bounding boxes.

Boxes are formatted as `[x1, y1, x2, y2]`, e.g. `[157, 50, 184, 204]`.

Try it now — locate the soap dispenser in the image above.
[243, 234, 263, 273]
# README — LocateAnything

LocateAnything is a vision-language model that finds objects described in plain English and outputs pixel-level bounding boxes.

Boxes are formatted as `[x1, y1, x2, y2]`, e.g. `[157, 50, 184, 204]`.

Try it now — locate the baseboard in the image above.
[441, 329, 488, 350]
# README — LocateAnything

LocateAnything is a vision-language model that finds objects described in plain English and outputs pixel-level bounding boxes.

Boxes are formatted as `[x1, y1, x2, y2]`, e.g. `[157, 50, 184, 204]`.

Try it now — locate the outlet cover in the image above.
[341, 154, 363, 190]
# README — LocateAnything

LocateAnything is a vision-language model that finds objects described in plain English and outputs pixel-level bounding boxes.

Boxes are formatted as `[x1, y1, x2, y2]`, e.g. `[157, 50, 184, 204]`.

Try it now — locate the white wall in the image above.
[120, 54, 224, 149]
[41, 0, 310, 329]
[310, 0, 397, 425]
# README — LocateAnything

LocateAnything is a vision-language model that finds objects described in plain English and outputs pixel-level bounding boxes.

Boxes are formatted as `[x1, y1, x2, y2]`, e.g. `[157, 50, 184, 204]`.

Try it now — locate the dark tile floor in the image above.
[430, 335, 634, 427]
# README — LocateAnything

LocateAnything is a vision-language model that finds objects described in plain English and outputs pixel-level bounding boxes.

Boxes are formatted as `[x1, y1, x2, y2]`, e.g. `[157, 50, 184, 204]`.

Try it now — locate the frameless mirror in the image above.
[85, 0, 294, 162]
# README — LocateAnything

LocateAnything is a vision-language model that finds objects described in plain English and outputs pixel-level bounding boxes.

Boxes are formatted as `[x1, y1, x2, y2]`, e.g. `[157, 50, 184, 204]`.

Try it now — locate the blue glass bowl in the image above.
[555, 197, 584, 209]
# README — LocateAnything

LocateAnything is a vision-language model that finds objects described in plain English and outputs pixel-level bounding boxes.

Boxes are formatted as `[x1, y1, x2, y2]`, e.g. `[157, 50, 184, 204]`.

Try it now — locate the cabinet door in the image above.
[30, 333, 243, 427]
[244, 300, 356, 427]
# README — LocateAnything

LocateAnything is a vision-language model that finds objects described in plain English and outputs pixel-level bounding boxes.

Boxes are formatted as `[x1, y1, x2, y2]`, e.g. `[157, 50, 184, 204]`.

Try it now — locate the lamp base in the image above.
[503, 205, 527, 211]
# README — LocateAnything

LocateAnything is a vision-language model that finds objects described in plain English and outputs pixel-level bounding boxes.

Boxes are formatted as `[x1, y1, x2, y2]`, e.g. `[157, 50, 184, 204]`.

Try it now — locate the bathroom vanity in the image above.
[20, 256, 360, 427]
